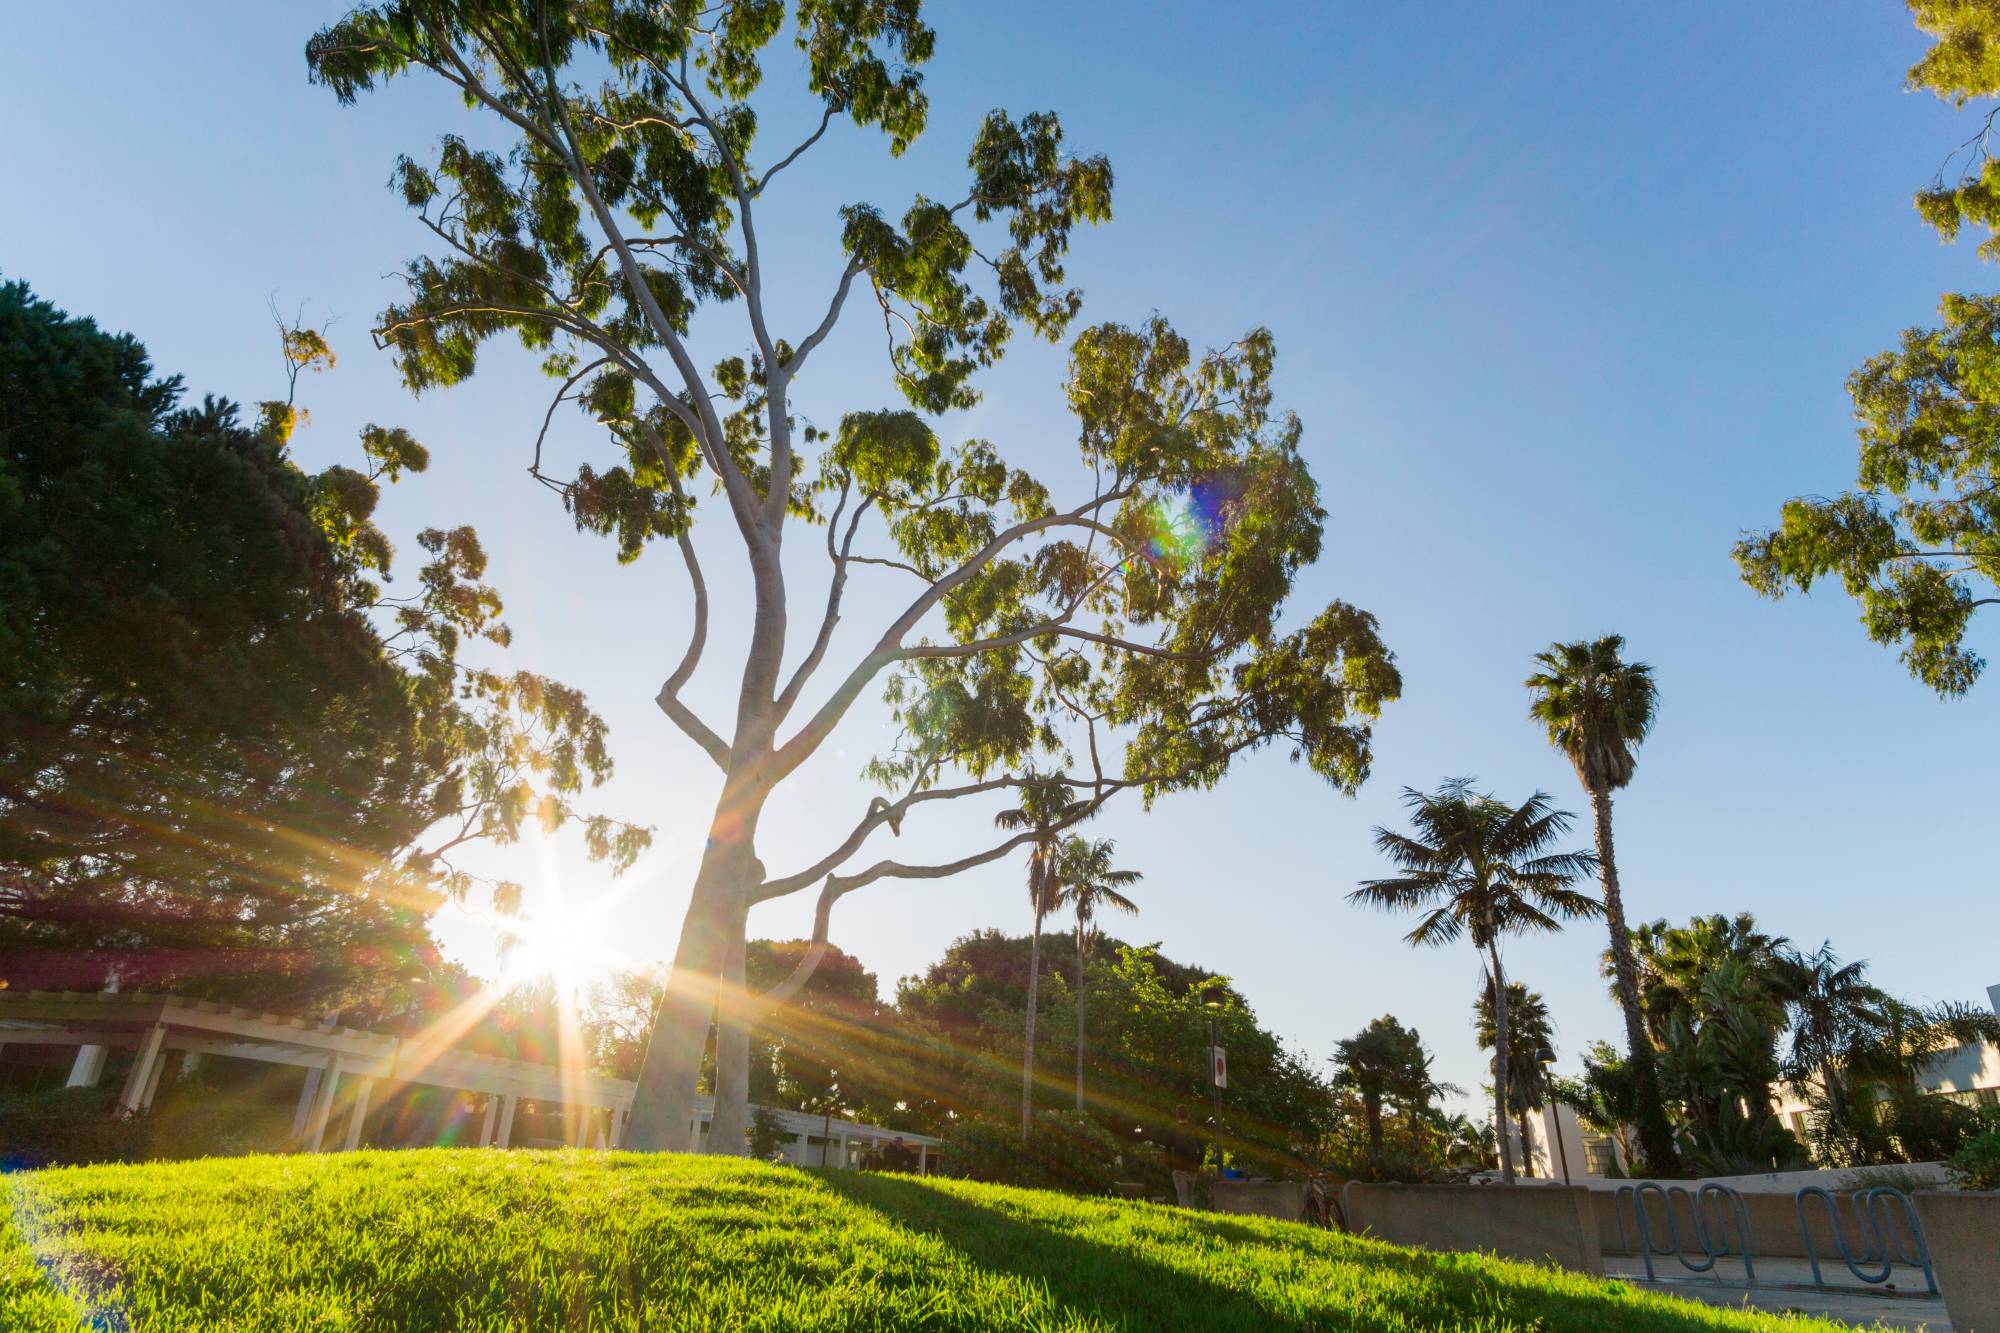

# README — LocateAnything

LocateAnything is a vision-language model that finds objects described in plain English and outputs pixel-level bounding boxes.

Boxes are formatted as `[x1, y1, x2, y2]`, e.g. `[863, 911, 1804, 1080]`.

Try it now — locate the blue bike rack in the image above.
[1614, 1182, 1757, 1285]
[1794, 1186, 1937, 1296]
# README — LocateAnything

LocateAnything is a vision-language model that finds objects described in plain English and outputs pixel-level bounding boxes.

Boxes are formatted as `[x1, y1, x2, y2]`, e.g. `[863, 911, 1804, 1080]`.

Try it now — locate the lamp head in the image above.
[1533, 1046, 1556, 1066]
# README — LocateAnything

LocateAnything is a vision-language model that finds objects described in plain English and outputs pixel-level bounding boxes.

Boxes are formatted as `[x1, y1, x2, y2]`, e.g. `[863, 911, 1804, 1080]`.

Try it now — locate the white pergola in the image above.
[0, 990, 940, 1170]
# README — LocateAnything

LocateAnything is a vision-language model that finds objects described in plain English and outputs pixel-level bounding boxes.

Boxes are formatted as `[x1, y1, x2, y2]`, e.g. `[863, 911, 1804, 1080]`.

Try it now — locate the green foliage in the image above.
[946, 1109, 1123, 1195]
[746, 1106, 789, 1162]
[1885, 1091, 1981, 1162]
[1948, 1120, 2000, 1189]
[0, 280, 644, 1007]
[0, 1151, 1847, 1332]
[895, 936, 1334, 1175]
[1739, 6, 2000, 693]
[1525, 636, 1657, 795]
[1331, 1015, 1450, 1157]
[304, 5, 1400, 1026]
[1475, 981, 1554, 1119]
[1551, 1040, 1643, 1173]
[0, 1085, 286, 1171]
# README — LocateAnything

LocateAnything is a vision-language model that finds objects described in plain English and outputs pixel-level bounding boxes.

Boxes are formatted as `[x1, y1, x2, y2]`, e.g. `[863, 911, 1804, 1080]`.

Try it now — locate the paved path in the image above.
[1604, 1256, 1948, 1329]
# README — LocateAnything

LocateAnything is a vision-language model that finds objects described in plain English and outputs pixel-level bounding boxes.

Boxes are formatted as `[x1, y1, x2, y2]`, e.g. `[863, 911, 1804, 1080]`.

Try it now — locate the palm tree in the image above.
[1349, 779, 1601, 1182]
[1774, 941, 1888, 1161]
[1056, 835, 1141, 1113]
[1477, 980, 1555, 1177]
[1630, 913, 1791, 1124]
[1332, 1015, 1449, 1156]
[993, 774, 1090, 1138]
[1526, 634, 1677, 1171]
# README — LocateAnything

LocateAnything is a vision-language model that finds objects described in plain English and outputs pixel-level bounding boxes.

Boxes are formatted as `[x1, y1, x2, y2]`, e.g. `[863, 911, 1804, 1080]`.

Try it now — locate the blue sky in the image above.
[3, 2, 1993, 1108]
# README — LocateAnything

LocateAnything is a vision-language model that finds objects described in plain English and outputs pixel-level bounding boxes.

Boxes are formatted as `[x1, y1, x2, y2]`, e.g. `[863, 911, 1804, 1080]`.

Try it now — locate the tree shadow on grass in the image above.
[815, 1172, 1305, 1332]
[814, 1174, 1813, 1333]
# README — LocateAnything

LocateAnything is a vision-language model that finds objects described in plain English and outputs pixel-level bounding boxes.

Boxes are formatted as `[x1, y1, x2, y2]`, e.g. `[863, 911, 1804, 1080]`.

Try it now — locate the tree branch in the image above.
[767, 487, 1135, 785]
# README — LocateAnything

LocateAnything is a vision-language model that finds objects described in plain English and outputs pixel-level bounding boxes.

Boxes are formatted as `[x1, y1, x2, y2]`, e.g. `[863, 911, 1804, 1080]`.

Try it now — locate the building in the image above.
[1499, 982, 2000, 1182]
[0, 989, 940, 1170]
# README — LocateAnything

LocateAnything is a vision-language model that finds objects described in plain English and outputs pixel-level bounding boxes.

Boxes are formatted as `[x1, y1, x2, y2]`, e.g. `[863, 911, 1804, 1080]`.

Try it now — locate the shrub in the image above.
[1948, 1127, 2000, 1191]
[945, 1110, 1124, 1195]
[746, 1107, 790, 1163]
[1886, 1093, 1977, 1163]
[0, 1084, 285, 1169]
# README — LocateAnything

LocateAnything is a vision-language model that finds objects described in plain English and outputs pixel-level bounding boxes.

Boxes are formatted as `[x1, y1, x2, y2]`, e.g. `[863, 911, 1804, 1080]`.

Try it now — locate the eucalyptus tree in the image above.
[1056, 835, 1140, 1113]
[1349, 781, 1599, 1182]
[1525, 635, 1675, 1171]
[993, 776, 1088, 1136]
[1476, 981, 1554, 1177]
[308, 1, 1401, 1151]
[1736, 3, 2000, 695]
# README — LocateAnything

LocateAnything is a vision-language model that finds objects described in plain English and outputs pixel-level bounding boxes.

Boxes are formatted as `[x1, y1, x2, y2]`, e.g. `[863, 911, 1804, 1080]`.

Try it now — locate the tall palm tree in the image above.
[1332, 1014, 1449, 1155]
[1056, 835, 1141, 1112]
[993, 774, 1089, 1139]
[1349, 779, 1601, 1182]
[1526, 634, 1677, 1171]
[1477, 980, 1555, 1177]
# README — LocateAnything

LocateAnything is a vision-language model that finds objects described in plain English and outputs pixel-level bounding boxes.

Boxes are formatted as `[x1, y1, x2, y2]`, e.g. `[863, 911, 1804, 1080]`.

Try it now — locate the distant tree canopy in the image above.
[895, 931, 1334, 1172]
[0, 279, 644, 1007]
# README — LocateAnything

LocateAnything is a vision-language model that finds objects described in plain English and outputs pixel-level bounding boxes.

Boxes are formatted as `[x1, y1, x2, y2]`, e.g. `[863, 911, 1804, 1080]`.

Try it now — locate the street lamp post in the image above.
[1201, 986, 1225, 1180]
[1533, 1046, 1571, 1187]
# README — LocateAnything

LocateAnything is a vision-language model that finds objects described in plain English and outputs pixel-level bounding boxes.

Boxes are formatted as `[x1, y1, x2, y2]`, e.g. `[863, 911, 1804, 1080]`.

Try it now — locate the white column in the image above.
[609, 1108, 627, 1150]
[305, 1056, 345, 1153]
[176, 1052, 202, 1081]
[291, 1067, 324, 1138]
[496, 1094, 518, 1149]
[66, 1042, 108, 1089]
[795, 1132, 811, 1166]
[478, 1097, 499, 1148]
[138, 1047, 169, 1111]
[592, 1111, 609, 1151]
[343, 1078, 374, 1152]
[836, 1135, 849, 1168]
[116, 1025, 167, 1115]
[917, 1144, 929, 1177]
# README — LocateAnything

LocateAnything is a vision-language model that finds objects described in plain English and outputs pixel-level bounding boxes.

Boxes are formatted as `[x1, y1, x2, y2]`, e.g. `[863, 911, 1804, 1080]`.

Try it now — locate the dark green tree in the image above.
[1736, 3, 2000, 695]
[1349, 780, 1600, 1183]
[1056, 834, 1141, 1113]
[307, 0, 1401, 1151]
[1331, 1014, 1448, 1156]
[1551, 1040, 1644, 1173]
[0, 282, 643, 1008]
[1525, 635, 1676, 1173]
[1476, 980, 1554, 1177]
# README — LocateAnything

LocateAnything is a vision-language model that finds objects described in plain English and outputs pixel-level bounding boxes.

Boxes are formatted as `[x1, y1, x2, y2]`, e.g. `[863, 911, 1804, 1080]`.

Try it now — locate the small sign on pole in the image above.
[1209, 1045, 1227, 1089]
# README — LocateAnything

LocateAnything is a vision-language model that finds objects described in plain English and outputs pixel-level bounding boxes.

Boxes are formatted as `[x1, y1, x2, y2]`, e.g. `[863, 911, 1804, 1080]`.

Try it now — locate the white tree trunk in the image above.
[707, 919, 751, 1156]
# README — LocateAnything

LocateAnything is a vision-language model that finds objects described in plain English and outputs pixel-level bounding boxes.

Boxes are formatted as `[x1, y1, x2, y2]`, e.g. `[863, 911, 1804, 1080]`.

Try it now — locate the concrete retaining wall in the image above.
[1915, 1191, 2000, 1333]
[1211, 1180, 1306, 1221]
[1340, 1182, 1603, 1274]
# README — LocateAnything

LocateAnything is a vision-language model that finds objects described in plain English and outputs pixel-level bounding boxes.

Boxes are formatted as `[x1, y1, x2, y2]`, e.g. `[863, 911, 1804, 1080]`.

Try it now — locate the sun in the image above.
[497, 900, 626, 993]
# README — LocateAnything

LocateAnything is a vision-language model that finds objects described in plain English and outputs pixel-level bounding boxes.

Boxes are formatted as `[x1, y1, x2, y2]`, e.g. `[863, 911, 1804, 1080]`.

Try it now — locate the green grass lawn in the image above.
[2, 1150, 1845, 1332]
